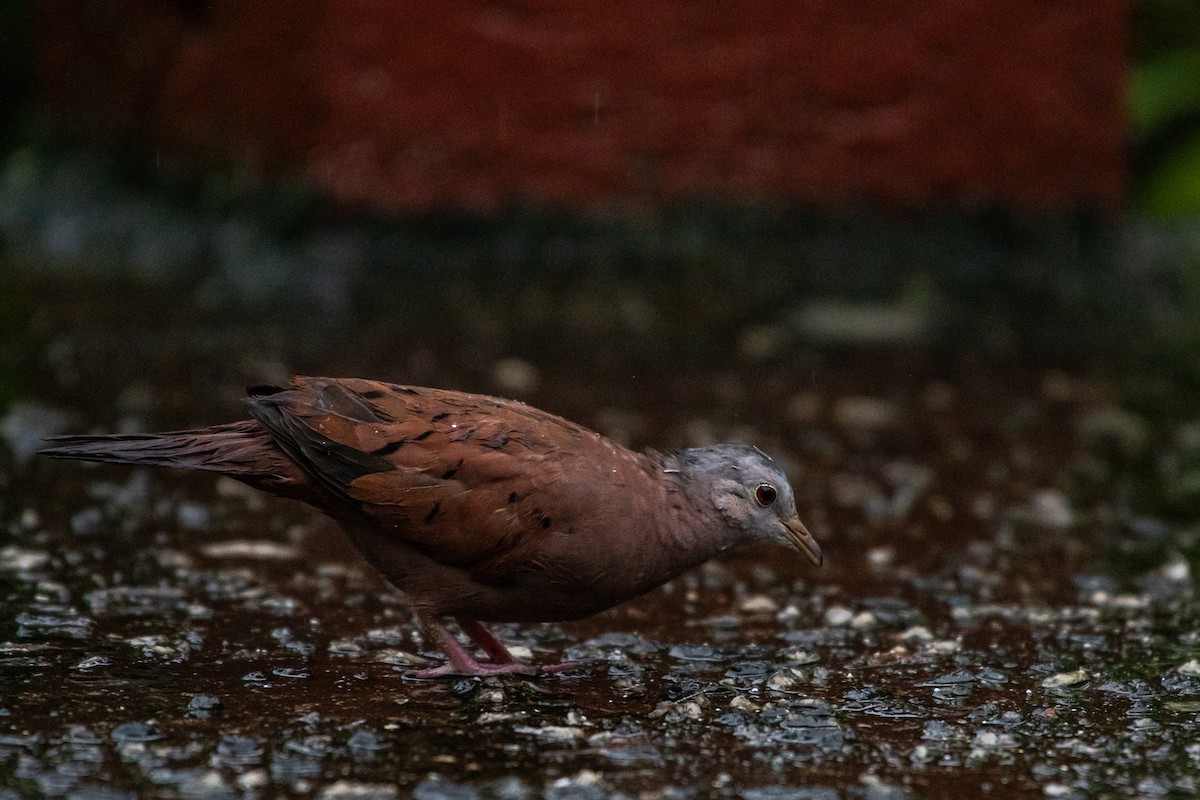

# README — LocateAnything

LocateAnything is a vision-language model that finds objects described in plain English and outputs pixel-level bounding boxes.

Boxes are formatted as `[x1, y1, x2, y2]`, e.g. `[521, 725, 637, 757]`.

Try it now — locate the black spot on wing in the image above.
[372, 441, 403, 456]
[358, 389, 385, 399]
[424, 502, 441, 524]
[431, 412, 450, 421]
[482, 432, 510, 449]
[413, 430, 434, 442]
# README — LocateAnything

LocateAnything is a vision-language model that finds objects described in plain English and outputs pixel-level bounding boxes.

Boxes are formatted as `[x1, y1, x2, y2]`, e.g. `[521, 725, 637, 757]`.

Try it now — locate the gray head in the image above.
[666, 443, 822, 566]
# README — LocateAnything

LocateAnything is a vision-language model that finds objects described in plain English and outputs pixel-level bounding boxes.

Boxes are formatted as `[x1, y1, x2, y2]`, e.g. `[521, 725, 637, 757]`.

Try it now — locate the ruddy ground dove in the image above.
[41, 377, 822, 677]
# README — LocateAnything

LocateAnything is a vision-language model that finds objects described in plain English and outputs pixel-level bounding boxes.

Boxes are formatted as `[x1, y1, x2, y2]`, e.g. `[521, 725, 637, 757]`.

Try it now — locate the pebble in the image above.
[866, 547, 895, 571]
[785, 650, 820, 665]
[0, 546, 51, 572]
[201, 541, 302, 560]
[850, 612, 878, 631]
[824, 605, 854, 626]
[545, 770, 607, 800]
[1042, 669, 1090, 689]
[766, 671, 801, 692]
[898, 626, 933, 643]
[0, 401, 68, 463]
[1028, 490, 1074, 529]
[317, 780, 398, 800]
[730, 695, 760, 712]
[513, 725, 586, 744]
[739, 594, 779, 614]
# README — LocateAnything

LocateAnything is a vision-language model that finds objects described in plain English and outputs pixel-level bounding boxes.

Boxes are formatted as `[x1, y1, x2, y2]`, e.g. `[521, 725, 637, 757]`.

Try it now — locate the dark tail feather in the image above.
[39, 421, 293, 478]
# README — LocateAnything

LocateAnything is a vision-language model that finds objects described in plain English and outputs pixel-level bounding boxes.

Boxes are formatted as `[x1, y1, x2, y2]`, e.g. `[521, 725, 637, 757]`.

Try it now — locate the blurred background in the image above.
[5, 2, 1200, 797]
[2, 0, 1199, 511]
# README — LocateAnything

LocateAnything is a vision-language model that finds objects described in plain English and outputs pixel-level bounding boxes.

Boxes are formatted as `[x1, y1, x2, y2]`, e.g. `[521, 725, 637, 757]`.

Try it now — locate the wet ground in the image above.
[3, 191, 1200, 798]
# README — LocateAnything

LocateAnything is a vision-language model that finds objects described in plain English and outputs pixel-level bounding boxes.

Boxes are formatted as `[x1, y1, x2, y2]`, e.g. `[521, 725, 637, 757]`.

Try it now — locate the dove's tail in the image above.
[39, 422, 306, 493]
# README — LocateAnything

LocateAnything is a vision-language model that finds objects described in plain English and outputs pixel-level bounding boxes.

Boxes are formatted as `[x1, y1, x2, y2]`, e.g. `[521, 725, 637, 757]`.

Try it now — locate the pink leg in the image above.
[457, 618, 576, 673]
[457, 618, 517, 664]
[409, 614, 576, 678]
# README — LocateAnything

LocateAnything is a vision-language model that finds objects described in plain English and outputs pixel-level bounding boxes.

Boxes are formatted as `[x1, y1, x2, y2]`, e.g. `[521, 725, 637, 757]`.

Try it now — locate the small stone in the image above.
[739, 594, 779, 614]
[176, 502, 213, 531]
[898, 626, 933, 643]
[1042, 669, 1089, 690]
[1028, 490, 1074, 529]
[850, 611, 877, 631]
[201, 540, 301, 560]
[238, 770, 269, 790]
[475, 712, 520, 725]
[1177, 660, 1200, 677]
[784, 649, 820, 665]
[766, 671, 800, 692]
[776, 604, 801, 623]
[188, 694, 223, 715]
[824, 605, 853, 626]
[477, 689, 506, 705]
[545, 770, 605, 800]
[1, 401, 69, 463]
[506, 644, 533, 661]
[513, 725, 586, 743]
[316, 780, 398, 800]
[974, 731, 1000, 748]
[1160, 558, 1191, 583]
[0, 546, 50, 571]
[729, 695, 760, 712]
[866, 547, 894, 571]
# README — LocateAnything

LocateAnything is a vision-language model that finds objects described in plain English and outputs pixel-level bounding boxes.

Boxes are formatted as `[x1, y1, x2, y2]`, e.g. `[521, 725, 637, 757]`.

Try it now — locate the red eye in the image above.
[754, 483, 778, 506]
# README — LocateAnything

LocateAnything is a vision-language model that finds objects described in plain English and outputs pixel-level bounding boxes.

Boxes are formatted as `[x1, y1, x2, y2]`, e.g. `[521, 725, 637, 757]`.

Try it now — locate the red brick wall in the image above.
[38, 1, 1127, 212]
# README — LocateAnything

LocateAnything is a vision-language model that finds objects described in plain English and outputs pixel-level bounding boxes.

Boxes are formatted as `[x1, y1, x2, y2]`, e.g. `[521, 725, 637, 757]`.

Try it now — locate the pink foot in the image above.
[411, 661, 543, 679]
[409, 660, 579, 679]
[411, 613, 578, 679]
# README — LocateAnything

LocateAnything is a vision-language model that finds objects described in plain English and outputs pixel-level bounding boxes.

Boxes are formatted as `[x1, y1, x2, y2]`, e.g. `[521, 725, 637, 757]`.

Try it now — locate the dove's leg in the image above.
[412, 614, 541, 678]
[410, 614, 575, 678]
[458, 618, 576, 673]
[457, 618, 517, 664]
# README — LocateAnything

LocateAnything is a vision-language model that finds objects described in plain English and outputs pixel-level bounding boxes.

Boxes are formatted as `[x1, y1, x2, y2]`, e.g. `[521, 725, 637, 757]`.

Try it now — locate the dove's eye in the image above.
[754, 483, 778, 506]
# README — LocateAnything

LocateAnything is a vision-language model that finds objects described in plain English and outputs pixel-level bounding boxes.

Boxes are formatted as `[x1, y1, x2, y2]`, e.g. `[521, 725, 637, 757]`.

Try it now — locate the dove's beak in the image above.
[783, 517, 823, 567]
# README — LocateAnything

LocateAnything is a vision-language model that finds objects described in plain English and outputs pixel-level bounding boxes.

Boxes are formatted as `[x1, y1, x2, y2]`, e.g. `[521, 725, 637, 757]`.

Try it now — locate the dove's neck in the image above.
[647, 453, 748, 570]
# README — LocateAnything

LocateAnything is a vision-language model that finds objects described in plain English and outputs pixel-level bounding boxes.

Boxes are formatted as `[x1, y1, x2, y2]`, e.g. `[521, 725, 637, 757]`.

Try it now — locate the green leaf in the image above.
[1131, 49, 1200, 139]
[1137, 128, 1200, 217]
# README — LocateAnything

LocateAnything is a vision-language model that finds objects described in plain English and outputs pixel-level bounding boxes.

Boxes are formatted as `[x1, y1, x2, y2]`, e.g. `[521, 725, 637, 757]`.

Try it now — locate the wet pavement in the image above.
[4, 238, 1200, 798]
